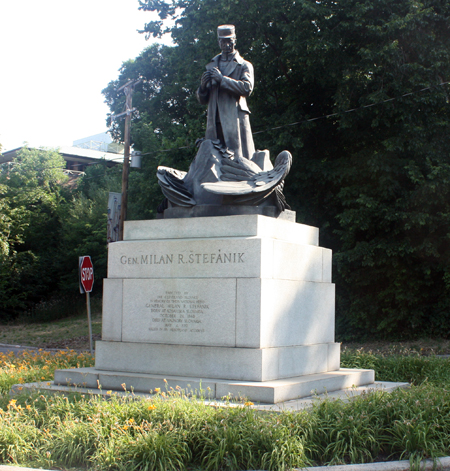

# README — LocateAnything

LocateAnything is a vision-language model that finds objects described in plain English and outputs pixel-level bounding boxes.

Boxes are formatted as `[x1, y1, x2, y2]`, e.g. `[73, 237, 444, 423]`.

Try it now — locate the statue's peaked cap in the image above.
[217, 25, 235, 38]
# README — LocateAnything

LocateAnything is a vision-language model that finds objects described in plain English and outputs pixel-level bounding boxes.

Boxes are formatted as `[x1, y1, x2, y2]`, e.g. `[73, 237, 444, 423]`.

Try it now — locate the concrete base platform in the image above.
[94, 340, 341, 382]
[54, 367, 376, 403]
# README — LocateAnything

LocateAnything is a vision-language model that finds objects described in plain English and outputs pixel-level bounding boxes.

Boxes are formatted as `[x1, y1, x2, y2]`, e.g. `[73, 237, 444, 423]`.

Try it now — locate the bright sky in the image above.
[0, 1, 169, 152]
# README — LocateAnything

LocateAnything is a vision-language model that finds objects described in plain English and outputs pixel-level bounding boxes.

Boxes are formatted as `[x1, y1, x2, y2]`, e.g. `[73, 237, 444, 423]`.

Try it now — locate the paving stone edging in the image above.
[300, 456, 450, 470]
[2, 457, 450, 471]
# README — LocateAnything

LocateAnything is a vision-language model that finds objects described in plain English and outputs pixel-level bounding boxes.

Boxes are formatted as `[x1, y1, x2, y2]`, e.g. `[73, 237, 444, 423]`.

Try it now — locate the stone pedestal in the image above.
[55, 215, 374, 403]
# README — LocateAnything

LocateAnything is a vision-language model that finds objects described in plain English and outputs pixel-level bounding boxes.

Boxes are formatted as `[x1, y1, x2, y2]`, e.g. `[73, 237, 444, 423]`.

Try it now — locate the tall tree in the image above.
[104, 0, 450, 338]
[0, 148, 127, 320]
[0, 147, 69, 317]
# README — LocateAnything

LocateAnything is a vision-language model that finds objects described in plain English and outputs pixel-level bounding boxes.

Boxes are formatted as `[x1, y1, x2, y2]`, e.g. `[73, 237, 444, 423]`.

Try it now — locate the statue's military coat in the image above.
[197, 52, 256, 160]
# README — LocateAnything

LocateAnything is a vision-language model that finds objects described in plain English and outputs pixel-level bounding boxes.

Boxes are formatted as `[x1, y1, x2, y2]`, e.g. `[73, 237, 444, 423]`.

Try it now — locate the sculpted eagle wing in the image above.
[218, 154, 263, 181]
[157, 166, 196, 207]
[202, 151, 292, 210]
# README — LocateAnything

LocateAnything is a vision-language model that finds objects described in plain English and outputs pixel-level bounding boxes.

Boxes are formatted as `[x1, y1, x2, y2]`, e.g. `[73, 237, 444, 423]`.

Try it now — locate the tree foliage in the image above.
[104, 0, 450, 339]
[0, 148, 69, 316]
[57, 161, 122, 293]
[0, 148, 121, 321]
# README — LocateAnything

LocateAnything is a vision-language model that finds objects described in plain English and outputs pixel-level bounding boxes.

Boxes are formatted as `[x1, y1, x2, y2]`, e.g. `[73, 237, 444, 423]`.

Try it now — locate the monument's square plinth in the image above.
[55, 214, 374, 403]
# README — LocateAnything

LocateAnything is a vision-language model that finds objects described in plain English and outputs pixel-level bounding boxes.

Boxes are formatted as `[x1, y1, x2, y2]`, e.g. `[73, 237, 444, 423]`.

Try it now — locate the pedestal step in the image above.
[54, 367, 375, 404]
[95, 340, 340, 382]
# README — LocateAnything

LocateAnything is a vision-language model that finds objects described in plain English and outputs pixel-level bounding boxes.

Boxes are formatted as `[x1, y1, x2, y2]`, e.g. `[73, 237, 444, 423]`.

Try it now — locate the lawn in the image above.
[0, 311, 102, 351]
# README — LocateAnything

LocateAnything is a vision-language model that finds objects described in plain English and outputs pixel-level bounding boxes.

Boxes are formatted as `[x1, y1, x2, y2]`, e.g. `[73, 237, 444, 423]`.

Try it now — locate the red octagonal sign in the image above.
[80, 256, 94, 293]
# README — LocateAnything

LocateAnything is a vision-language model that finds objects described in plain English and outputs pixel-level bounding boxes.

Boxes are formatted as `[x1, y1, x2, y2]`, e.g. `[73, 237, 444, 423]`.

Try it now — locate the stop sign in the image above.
[79, 256, 94, 293]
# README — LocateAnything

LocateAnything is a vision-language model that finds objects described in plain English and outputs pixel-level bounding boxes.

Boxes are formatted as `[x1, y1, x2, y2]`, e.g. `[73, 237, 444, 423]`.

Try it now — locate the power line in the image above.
[135, 80, 450, 156]
[4, 79, 447, 184]
[67, 80, 450, 182]
[253, 81, 450, 135]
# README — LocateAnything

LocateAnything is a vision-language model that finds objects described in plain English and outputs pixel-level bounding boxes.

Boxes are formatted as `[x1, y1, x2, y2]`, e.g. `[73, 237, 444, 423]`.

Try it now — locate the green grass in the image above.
[341, 347, 450, 385]
[1, 349, 450, 470]
[309, 382, 450, 465]
[342, 339, 450, 355]
[0, 389, 307, 471]
[0, 310, 102, 350]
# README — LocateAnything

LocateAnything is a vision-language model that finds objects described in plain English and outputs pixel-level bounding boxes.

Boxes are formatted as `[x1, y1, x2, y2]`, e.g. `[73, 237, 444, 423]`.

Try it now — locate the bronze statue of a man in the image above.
[197, 25, 256, 161]
[157, 24, 292, 215]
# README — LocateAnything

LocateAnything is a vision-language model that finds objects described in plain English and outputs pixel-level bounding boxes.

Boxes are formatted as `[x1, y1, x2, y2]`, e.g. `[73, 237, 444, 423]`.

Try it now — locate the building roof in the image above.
[0, 146, 123, 165]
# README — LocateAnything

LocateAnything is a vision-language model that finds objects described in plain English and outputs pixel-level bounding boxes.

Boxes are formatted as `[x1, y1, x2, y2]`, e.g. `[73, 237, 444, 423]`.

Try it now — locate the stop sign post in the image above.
[79, 256, 94, 355]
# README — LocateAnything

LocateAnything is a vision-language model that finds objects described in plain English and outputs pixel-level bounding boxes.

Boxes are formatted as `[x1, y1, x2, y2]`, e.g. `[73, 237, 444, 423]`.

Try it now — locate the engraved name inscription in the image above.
[146, 291, 208, 334]
[120, 251, 245, 265]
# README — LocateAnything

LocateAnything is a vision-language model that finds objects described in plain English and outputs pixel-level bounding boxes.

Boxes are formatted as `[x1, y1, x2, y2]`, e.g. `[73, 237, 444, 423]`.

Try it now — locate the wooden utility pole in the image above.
[116, 79, 140, 241]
